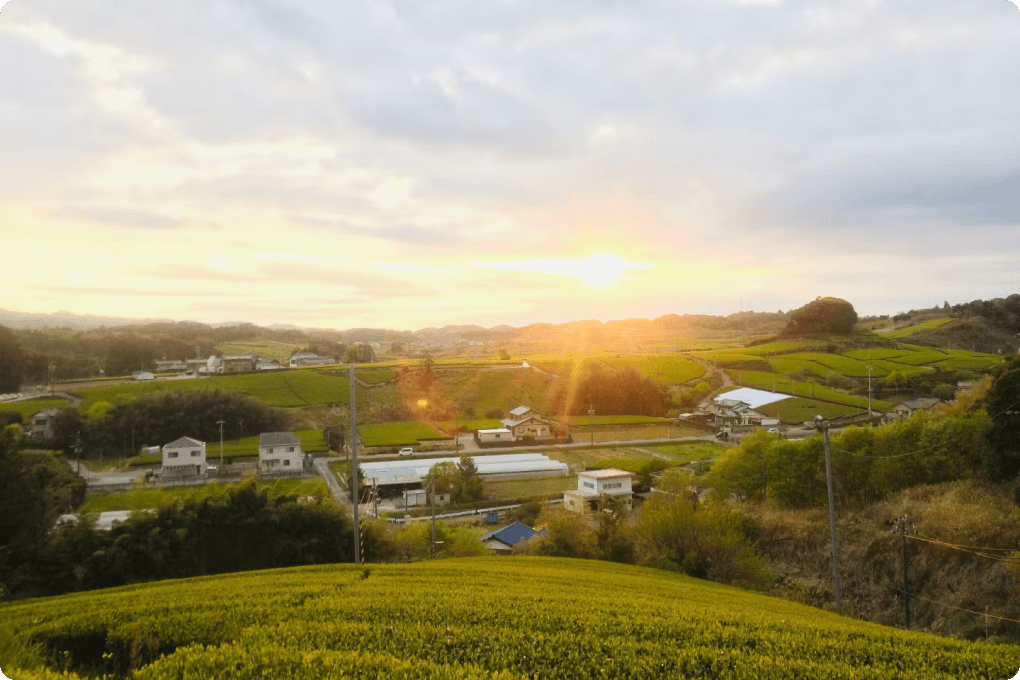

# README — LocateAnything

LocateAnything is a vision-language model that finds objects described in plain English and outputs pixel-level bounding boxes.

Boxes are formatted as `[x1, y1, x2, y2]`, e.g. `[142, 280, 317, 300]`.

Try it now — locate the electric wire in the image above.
[891, 588, 1020, 625]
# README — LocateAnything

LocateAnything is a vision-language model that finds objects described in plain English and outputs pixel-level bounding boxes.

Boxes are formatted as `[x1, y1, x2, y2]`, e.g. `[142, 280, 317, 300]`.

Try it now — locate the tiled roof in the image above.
[260, 431, 301, 447]
[509, 405, 532, 417]
[480, 521, 544, 547]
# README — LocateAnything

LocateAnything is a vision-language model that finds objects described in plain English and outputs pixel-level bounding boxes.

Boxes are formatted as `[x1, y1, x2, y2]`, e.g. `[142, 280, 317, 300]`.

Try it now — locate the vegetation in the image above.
[217, 340, 302, 362]
[81, 478, 328, 513]
[0, 324, 25, 392]
[52, 391, 289, 461]
[359, 420, 449, 447]
[780, 297, 858, 336]
[756, 397, 863, 424]
[0, 397, 74, 421]
[881, 317, 953, 338]
[71, 370, 356, 409]
[554, 414, 666, 426]
[727, 369, 893, 410]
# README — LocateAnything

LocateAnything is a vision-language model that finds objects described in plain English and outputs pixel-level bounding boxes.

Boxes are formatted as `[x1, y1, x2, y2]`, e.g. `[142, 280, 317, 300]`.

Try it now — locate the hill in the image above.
[2, 558, 1017, 679]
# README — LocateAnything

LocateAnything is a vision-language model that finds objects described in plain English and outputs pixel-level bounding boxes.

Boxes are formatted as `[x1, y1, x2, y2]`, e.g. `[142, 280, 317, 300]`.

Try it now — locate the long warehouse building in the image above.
[360, 453, 568, 486]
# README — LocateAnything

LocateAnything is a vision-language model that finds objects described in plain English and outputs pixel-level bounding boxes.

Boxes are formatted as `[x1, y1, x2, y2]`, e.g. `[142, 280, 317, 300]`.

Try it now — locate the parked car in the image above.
[399, 447, 414, 456]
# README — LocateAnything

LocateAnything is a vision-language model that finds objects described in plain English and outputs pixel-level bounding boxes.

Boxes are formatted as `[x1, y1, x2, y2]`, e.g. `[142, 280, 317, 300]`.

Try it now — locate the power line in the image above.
[907, 533, 1020, 564]
[891, 587, 1020, 626]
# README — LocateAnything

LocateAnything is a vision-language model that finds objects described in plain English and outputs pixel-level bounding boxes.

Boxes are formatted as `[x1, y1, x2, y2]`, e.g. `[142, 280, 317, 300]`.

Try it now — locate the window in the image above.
[168, 451, 178, 459]
[287, 446, 294, 452]
[268, 447, 274, 453]
[283, 459, 290, 466]
[191, 450, 200, 457]
[583, 481, 594, 489]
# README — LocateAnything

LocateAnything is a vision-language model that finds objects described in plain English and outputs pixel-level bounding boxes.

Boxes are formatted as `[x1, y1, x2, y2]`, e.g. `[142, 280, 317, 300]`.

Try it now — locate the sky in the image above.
[0, 0, 1018, 330]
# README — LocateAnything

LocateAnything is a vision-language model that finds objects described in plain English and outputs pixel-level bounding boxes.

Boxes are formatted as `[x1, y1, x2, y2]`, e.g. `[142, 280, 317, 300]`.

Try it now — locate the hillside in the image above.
[3, 558, 1017, 679]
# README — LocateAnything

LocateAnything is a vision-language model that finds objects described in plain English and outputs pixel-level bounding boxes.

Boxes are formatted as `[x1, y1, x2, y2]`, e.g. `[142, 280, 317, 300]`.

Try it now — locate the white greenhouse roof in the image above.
[361, 453, 567, 486]
[713, 388, 792, 410]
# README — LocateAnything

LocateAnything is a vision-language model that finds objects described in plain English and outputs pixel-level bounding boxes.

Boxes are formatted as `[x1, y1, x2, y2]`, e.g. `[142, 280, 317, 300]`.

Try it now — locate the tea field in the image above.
[3, 558, 1017, 679]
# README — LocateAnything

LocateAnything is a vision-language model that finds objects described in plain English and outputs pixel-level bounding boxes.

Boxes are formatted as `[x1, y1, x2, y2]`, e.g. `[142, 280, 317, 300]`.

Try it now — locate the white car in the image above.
[399, 447, 414, 456]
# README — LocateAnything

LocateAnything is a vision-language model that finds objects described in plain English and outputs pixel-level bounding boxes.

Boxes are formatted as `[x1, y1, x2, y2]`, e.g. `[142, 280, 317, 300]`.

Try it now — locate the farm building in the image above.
[564, 469, 634, 512]
[161, 436, 207, 478]
[891, 398, 941, 420]
[477, 428, 513, 443]
[259, 431, 304, 472]
[288, 352, 336, 367]
[499, 405, 560, 440]
[220, 354, 256, 374]
[257, 357, 283, 371]
[480, 522, 547, 555]
[154, 359, 187, 372]
[361, 453, 568, 490]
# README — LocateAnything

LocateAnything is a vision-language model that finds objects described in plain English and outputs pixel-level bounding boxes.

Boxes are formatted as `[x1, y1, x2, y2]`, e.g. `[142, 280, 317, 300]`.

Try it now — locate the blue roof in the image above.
[480, 522, 543, 547]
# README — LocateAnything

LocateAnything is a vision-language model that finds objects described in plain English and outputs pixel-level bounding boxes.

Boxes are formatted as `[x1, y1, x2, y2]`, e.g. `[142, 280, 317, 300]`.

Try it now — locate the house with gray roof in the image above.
[162, 436, 207, 478]
[480, 522, 547, 554]
[892, 398, 941, 420]
[259, 431, 304, 473]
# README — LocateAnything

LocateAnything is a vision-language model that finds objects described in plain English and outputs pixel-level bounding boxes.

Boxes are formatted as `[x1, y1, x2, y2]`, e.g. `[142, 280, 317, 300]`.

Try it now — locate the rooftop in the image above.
[480, 521, 545, 547]
[713, 388, 792, 410]
[579, 468, 632, 479]
[164, 436, 204, 449]
[260, 431, 301, 447]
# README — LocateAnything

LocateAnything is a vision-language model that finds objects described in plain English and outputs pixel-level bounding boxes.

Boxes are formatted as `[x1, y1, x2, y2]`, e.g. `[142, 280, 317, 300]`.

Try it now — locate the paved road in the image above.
[66, 459, 143, 486]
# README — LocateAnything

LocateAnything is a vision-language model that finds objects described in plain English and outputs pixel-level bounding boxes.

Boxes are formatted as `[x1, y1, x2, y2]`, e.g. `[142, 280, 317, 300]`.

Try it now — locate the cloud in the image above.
[53, 205, 185, 229]
[473, 254, 653, 287]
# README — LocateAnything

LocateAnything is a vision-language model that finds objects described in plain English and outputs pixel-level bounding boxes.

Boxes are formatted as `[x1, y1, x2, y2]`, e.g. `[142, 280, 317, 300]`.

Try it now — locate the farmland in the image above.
[0, 397, 73, 420]
[70, 371, 355, 409]
[879, 317, 954, 338]
[726, 369, 893, 410]
[217, 341, 302, 363]
[81, 478, 329, 513]
[3, 558, 1016, 679]
[756, 397, 864, 424]
[554, 414, 668, 426]
[358, 421, 450, 447]
[529, 352, 705, 385]
[483, 475, 575, 499]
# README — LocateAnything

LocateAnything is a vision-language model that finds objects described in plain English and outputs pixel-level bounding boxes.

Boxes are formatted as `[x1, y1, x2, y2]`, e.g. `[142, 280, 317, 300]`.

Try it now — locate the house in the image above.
[563, 469, 634, 512]
[259, 431, 304, 472]
[288, 352, 336, 368]
[480, 522, 547, 555]
[499, 405, 558, 440]
[29, 408, 60, 440]
[892, 398, 941, 420]
[477, 427, 513, 443]
[257, 357, 283, 371]
[220, 354, 256, 374]
[185, 358, 209, 375]
[161, 436, 207, 478]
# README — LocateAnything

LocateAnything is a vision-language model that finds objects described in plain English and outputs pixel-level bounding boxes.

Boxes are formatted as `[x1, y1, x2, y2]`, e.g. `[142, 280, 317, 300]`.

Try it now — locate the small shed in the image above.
[480, 522, 547, 554]
[478, 427, 513, 443]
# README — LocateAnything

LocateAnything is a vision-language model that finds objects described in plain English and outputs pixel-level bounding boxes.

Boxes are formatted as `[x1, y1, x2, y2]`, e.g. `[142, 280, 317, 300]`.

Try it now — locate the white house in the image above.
[259, 431, 304, 472]
[161, 436, 207, 478]
[563, 469, 634, 512]
[477, 427, 513, 443]
[288, 352, 336, 368]
[29, 408, 60, 440]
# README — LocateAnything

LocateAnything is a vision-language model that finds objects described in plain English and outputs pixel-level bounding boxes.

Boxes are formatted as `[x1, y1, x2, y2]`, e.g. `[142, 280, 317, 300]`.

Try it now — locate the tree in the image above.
[780, 297, 858, 337]
[455, 454, 484, 502]
[0, 324, 24, 392]
[425, 461, 458, 497]
[885, 370, 908, 396]
[985, 358, 1020, 482]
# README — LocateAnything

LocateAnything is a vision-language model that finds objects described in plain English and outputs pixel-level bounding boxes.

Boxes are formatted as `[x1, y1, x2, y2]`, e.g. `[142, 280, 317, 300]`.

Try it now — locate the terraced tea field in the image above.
[358, 421, 450, 447]
[0, 397, 73, 420]
[879, 317, 953, 338]
[4, 559, 1016, 679]
[726, 370, 893, 410]
[757, 397, 864, 424]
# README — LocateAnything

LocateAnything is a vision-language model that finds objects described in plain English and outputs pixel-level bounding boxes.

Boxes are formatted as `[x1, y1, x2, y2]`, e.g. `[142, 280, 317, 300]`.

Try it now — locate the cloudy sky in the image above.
[1, 0, 1018, 330]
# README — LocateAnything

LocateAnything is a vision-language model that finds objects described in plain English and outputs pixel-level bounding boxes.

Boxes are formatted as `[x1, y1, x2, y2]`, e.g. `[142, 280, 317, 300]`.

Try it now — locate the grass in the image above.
[0, 397, 73, 420]
[843, 348, 912, 361]
[767, 356, 837, 379]
[726, 369, 893, 410]
[737, 339, 819, 356]
[570, 423, 707, 443]
[356, 367, 397, 384]
[688, 351, 763, 364]
[879, 317, 954, 338]
[483, 476, 574, 499]
[530, 353, 705, 385]
[217, 341, 303, 363]
[756, 397, 864, 424]
[439, 418, 502, 432]
[555, 414, 667, 426]
[779, 352, 886, 378]
[80, 478, 329, 513]
[438, 365, 564, 417]
[869, 359, 934, 377]
[639, 441, 727, 462]
[71, 371, 356, 409]
[359, 421, 450, 447]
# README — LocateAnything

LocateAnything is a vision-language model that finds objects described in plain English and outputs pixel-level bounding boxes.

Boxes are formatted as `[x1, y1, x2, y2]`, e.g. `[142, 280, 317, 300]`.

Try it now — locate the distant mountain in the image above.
[0, 307, 172, 330]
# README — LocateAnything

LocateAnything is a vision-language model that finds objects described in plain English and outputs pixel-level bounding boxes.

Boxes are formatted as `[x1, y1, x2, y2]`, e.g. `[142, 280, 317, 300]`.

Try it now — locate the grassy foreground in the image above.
[3, 558, 1018, 679]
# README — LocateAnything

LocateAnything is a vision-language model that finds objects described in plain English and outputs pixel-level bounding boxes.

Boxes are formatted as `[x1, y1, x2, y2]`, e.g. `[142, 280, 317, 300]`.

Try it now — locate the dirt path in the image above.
[687, 355, 733, 399]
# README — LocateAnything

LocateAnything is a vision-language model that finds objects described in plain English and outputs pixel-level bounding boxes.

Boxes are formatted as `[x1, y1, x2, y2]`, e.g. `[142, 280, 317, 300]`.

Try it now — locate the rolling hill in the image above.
[2, 558, 1017, 679]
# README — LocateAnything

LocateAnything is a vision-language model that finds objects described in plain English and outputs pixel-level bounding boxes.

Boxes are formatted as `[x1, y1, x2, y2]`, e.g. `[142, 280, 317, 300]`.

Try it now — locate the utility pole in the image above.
[901, 515, 911, 629]
[217, 419, 225, 467]
[589, 403, 595, 446]
[349, 364, 361, 565]
[430, 476, 437, 559]
[74, 431, 82, 473]
[817, 416, 843, 614]
[867, 366, 873, 417]
[373, 478, 379, 518]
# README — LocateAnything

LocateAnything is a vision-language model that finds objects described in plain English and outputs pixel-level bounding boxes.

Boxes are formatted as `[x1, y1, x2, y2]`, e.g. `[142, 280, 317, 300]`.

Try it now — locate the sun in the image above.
[473, 253, 652, 287]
